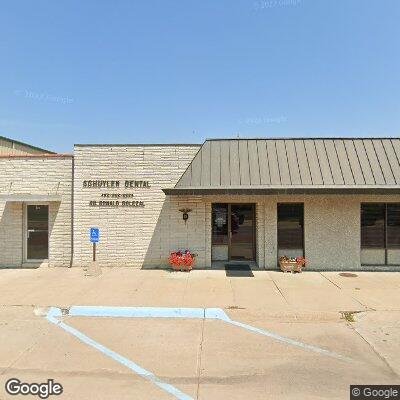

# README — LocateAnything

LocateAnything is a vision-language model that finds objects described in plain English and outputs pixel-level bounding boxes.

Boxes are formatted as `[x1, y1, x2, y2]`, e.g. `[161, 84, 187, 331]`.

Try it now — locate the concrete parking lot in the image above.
[0, 267, 399, 399]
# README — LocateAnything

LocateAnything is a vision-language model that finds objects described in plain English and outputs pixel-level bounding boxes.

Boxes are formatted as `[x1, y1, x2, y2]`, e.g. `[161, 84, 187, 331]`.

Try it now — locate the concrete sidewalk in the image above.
[0, 267, 399, 399]
[0, 267, 399, 314]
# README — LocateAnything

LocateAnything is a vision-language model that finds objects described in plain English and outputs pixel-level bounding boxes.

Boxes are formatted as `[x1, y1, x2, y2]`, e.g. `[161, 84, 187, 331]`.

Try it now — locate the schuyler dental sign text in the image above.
[83, 180, 150, 208]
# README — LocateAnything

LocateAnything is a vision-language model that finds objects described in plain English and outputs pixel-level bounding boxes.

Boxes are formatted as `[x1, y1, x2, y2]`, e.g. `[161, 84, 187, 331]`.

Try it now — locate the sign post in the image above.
[90, 228, 100, 262]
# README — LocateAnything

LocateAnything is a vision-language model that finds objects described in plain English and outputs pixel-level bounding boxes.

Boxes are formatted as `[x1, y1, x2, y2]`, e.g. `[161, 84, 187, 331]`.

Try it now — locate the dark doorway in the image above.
[212, 203, 255, 262]
[225, 264, 254, 277]
[230, 204, 255, 261]
[27, 205, 49, 260]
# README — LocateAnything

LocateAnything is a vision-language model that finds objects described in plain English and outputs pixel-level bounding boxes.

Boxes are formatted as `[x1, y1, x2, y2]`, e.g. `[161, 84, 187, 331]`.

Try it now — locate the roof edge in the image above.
[204, 137, 400, 141]
[74, 143, 201, 147]
[0, 135, 55, 154]
[0, 153, 73, 159]
[163, 187, 400, 195]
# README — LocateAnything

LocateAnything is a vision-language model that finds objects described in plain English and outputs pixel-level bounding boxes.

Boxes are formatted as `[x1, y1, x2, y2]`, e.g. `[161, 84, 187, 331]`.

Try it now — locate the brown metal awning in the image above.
[163, 138, 400, 195]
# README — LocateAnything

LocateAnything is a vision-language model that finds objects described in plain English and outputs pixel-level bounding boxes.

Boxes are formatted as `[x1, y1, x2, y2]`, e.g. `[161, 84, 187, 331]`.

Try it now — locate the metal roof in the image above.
[164, 138, 400, 195]
[0, 135, 54, 154]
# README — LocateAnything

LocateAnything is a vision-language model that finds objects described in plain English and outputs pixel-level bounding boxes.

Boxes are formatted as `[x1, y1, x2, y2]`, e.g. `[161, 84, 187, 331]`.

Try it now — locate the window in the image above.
[387, 204, 400, 248]
[361, 204, 385, 248]
[361, 203, 400, 265]
[212, 204, 228, 245]
[277, 203, 304, 260]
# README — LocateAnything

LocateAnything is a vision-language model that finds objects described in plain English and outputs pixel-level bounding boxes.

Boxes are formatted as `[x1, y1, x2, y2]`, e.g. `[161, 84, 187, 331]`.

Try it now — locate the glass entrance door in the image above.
[26, 205, 49, 260]
[211, 203, 255, 262]
[211, 204, 229, 260]
[230, 204, 255, 261]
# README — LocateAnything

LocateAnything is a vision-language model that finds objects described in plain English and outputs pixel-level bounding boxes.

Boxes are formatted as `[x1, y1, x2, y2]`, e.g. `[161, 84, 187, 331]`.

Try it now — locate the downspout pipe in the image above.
[69, 156, 74, 267]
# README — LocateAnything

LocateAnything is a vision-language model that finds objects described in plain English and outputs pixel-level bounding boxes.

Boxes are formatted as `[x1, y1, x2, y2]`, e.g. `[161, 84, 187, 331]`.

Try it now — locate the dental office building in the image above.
[0, 135, 399, 270]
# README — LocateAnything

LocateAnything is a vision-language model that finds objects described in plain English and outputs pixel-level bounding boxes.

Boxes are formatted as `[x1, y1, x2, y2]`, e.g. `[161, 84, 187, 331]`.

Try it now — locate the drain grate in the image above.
[339, 272, 358, 278]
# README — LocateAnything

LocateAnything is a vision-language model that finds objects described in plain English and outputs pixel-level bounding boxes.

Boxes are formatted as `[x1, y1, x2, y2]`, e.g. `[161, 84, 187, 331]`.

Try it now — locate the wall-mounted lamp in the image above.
[179, 208, 192, 224]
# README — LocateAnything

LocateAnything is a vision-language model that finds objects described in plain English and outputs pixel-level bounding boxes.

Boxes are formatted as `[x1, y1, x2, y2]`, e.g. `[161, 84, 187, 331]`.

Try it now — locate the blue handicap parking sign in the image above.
[90, 228, 100, 243]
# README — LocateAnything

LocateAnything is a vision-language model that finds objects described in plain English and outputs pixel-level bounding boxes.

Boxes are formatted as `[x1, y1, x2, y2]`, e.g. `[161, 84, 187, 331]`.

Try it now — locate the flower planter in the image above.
[279, 256, 307, 273]
[171, 263, 193, 272]
[169, 250, 196, 272]
[279, 260, 298, 273]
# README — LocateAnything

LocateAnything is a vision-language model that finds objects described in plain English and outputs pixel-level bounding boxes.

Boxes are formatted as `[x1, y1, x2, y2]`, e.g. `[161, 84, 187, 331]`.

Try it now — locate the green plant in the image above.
[341, 311, 356, 322]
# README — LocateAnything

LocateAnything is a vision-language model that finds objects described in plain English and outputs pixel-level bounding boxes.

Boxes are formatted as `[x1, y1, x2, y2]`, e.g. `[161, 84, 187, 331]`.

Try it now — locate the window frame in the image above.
[277, 203, 305, 264]
[211, 203, 257, 262]
[360, 202, 400, 266]
[387, 203, 400, 250]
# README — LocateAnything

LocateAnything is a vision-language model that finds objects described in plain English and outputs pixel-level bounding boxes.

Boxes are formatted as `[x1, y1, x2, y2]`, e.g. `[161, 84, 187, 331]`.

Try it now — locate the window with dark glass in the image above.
[361, 203, 400, 265]
[387, 204, 400, 248]
[277, 203, 304, 252]
[361, 204, 385, 248]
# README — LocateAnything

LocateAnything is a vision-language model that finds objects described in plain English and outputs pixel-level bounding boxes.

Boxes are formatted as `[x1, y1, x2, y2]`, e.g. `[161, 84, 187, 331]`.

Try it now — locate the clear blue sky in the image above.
[1, 0, 399, 152]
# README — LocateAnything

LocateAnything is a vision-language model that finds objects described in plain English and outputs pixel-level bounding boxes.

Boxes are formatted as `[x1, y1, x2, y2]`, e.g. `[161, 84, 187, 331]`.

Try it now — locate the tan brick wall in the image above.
[0, 157, 73, 267]
[72, 145, 201, 267]
[0, 202, 23, 265]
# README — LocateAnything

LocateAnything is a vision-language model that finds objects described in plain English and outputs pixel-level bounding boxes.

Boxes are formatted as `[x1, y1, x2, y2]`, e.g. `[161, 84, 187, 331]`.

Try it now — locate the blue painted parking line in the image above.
[226, 320, 351, 361]
[68, 306, 206, 319]
[46, 308, 193, 400]
[204, 307, 231, 321]
[45, 306, 351, 399]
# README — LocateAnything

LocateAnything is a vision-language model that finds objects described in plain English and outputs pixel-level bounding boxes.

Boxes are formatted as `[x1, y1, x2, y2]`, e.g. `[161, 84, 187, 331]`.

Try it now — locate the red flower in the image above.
[169, 250, 196, 269]
[295, 257, 307, 266]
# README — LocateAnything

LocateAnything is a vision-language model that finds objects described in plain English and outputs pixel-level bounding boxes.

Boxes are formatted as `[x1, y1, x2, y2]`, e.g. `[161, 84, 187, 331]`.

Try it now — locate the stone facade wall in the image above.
[162, 194, 400, 270]
[208, 194, 399, 270]
[0, 156, 73, 267]
[1, 146, 397, 271]
[72, 145, 201, 267]
[258, 194, 400, 270]
[72, 141, 399, 270]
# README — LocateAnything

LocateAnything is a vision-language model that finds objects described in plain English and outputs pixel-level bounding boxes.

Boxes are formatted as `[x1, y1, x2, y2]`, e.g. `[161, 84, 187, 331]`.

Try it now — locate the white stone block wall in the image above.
[72, 145, 201, 267]
[0, 156, 73, 267]
[0, 202, 23, 265]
